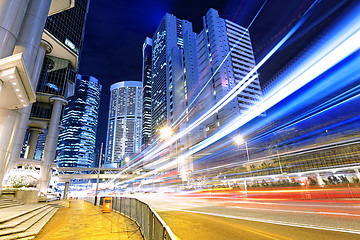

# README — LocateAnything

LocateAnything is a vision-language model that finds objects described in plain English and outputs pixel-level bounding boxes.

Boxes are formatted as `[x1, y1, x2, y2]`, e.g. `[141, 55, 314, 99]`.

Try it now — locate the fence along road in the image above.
[86, 196, 177, 240]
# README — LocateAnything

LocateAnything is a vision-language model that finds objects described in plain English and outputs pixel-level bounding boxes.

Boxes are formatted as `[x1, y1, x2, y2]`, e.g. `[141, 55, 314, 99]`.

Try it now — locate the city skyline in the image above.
[79, 0, 316, 149]
[1, 2, 359, 239]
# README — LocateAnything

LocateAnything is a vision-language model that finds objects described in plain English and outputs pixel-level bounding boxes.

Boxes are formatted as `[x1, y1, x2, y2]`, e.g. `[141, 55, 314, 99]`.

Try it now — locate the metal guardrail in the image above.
[86, 196, 177, 240]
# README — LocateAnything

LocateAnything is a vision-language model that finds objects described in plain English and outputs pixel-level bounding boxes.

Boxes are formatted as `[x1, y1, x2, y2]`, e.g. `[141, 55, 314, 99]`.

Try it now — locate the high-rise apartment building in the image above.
[142, 37, 152, 145]
[56, 75, 101, 168]
[150, 13, 198, 136]
[105, 81, 142, 167]
[1, 0, 89, 193]
[194, 8, 263, 134]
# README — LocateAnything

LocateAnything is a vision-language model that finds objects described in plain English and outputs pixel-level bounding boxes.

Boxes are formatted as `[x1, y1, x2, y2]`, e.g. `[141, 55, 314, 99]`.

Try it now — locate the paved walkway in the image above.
[34, 200, 144, 240]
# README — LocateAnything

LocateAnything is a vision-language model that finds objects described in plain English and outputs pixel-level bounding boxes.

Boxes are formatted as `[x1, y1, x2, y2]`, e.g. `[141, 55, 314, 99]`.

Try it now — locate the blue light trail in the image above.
[136, 25, 360, 181]
[110, 1, 360, 185]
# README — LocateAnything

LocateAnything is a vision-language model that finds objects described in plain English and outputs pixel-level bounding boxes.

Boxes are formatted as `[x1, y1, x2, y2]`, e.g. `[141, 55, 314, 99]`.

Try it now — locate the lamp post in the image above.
[158, 126, 174, 190]
[233, 135, 250, 164]
[276, 150, 283, 175]
[233, 135, 251, 196]
[94, 142, 103, 206]
[159, 125, 177, 159]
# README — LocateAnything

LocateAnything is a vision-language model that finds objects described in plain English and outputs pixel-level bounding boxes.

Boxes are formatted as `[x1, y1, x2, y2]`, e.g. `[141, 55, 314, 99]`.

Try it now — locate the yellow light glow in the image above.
[159, 126, 172, 139]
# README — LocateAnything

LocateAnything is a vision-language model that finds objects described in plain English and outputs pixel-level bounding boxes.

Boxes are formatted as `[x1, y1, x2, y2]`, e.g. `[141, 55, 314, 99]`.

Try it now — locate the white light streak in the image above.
[111, 1, 359, 184]
[132, 27, 360, 182]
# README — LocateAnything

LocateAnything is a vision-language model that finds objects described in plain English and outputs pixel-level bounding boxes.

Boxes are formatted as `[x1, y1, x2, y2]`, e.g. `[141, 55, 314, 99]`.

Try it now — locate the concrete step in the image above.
[0, 207, 57, 240]
[0, 204, 23, 209]
[0, 200, 23, 209]
[48, 200, 69, 208]
[0, 198, 16, 203]
[0, 206, 54, 236]
[0, 206, 52, 230]
[0, 201, 22, 205]
[0, 208, 58, 240]
[0, 204, 48, 224]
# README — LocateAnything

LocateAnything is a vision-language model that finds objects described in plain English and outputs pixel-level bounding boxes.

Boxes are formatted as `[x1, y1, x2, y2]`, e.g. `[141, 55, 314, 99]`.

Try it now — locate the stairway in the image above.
[0, 199, 23, 209]
[0, 200, 67, 240]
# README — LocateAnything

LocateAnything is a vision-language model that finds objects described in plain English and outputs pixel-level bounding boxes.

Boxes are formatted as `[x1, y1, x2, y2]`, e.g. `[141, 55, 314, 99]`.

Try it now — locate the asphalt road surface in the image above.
[132, 193, 360, 240]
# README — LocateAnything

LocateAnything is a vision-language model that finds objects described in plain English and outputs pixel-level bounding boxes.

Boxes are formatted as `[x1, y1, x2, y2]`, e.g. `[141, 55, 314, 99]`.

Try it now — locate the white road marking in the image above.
[176, 209, 360, 235]
[229, 206, 360, 217]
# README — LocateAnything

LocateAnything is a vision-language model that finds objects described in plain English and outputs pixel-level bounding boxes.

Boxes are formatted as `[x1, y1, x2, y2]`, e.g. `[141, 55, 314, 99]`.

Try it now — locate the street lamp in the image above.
[233, 135, 244, 146]
[233, 135, 250, 164]
[95, 142, 103, 206]
[276, 150, 283, 175]
[159, 126, 173, 139]
[233, 135, 252, 194]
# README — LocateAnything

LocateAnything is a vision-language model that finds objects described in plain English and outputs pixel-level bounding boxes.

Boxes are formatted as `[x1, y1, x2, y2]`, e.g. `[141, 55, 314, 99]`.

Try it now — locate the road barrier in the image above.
[86, 196, 177, 240]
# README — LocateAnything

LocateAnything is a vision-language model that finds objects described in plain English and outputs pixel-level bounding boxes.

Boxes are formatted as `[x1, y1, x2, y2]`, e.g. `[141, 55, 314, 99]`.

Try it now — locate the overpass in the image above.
[55, 167, 139, 182]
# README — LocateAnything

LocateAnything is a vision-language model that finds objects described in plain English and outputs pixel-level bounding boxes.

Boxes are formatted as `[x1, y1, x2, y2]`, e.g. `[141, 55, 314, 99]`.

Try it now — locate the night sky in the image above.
[78, 0, 317, 149]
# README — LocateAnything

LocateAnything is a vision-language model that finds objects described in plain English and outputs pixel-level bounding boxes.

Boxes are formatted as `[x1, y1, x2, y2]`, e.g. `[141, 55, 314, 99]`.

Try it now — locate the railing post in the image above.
[118, 197, 120, 211]
[120, 197, 122, 213]
[149, 210, 154, 240]
[129, 198, 132, 218]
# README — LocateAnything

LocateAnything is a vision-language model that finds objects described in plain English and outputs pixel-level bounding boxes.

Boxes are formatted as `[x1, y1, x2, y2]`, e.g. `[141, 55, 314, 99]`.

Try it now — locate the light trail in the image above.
[109, 1, 319, 184]
[112, 2, 360, 186]
[170, 0, 270, 130]
[244, 54, 360, 143]
[184, 27, 360, 158]
[245, 84, 360, 150]
[134, 27, 360, 181]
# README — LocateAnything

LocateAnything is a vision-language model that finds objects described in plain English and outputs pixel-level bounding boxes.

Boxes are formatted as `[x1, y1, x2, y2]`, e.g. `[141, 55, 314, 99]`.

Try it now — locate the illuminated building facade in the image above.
[56, 75, 101, 168]
[142, 37, 152, 145]
[105, 81, 142, 167]
[195, 8, 263, 134]
[150, 13, 198, 137]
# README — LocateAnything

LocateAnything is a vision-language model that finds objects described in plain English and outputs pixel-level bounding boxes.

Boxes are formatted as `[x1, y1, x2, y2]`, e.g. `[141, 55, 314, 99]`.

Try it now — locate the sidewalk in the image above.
[34, 200, 144, 240]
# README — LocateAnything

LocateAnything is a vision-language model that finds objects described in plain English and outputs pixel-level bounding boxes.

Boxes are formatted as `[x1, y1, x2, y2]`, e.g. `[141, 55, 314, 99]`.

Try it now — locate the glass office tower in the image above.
[56, 75, 101, 168]
[105, 81, 143, 167]
[150, 13, 198, 136]
[45, 0, 89, 55]
[142, 37, 152, 145]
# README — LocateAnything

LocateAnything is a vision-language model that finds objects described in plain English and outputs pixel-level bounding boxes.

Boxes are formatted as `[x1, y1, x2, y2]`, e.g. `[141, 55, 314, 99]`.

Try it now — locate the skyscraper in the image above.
[194, 8, 263, 134]
[150, 13, 199, 137]
[142, 37, 152, 145]
[57, 75, 101, 168]
[105, 81, 142, 167]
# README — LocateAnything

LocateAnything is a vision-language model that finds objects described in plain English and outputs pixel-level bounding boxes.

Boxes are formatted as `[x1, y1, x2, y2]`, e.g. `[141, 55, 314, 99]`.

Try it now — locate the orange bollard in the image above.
[102, 197, 112, 213]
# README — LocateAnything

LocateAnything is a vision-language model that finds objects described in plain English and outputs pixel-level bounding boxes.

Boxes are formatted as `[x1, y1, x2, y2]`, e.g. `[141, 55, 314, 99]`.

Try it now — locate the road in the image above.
[132, 193, 360, 240]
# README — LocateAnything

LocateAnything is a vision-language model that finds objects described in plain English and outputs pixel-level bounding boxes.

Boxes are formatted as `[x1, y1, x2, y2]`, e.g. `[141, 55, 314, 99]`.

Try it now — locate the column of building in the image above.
[26, 128, 44, 159]
[0, 0, 29, 192]
[0, 0, 52, 191]
[8, 0, 52, 168]
[38, 97, 67, 192]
